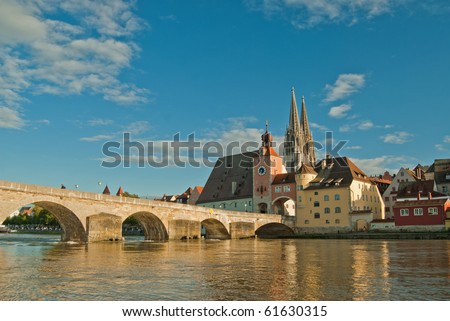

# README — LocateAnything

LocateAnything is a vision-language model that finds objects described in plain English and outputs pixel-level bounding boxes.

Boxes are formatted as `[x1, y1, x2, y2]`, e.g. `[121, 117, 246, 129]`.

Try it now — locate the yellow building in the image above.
[295, 156, 385, 233]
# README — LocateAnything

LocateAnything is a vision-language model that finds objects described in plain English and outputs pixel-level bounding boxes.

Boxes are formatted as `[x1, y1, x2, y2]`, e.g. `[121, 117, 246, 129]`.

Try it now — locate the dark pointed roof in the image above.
[272, 173, 296, 185]
[116, 186, 123, 196]
[305, 157, 373, 190]
[298, 163, 317, 175]
[397, 180, 447, 199]
[196, 151, 257, 204]
[102, 185, 111, 195]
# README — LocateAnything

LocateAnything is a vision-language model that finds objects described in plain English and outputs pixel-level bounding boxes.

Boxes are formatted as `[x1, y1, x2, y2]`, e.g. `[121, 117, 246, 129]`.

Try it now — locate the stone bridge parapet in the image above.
[0, 180, 292, 242]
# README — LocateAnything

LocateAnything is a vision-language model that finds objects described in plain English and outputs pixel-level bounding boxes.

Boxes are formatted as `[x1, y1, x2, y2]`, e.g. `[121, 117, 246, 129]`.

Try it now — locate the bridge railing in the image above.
[0, 180, 282, 221]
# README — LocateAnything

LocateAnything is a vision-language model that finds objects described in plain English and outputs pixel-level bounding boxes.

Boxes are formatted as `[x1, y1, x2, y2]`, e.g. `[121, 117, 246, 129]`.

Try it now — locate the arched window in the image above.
[324, 195, 329, 201]
[334, 194, 340, 200]
[314, 201, 320, 207]
[324, 207, 330, 214]
[335, 207, 341, 213]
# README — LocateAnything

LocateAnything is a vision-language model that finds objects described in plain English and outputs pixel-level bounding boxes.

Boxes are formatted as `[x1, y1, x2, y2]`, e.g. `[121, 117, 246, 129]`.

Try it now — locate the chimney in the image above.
[428, 192, 432, 200]
[417, 192, 421, 201]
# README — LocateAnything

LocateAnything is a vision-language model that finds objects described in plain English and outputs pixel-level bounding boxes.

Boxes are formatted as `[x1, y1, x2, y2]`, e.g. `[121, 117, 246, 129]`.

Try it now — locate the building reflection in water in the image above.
[0, 234, 449, 300]
[350, 241, 391, 300]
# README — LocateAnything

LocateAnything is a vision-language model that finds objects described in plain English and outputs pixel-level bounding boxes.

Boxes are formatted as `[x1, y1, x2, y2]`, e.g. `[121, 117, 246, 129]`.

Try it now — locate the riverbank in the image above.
[287, 231, 450, 240]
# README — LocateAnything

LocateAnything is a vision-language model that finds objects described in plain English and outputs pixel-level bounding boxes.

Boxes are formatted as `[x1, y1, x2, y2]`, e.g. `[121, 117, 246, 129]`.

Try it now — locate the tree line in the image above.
[3, 206, 60, 227]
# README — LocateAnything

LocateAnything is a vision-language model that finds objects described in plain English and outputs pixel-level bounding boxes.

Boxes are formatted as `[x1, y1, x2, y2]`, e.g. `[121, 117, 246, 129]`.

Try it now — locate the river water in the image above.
[0, 234, 449, 301]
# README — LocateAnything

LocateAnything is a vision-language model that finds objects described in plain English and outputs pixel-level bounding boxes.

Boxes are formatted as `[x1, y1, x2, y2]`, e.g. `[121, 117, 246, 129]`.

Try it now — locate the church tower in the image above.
[284, 88, 316, 172]
[253, 121, 284, 213]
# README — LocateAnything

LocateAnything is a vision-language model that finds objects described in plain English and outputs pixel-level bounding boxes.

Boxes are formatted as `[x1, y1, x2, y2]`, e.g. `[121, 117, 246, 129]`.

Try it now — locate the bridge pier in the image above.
[86, 213, 122, 242]
[168, 219, 200, 240]
[230, 222, 255, 239]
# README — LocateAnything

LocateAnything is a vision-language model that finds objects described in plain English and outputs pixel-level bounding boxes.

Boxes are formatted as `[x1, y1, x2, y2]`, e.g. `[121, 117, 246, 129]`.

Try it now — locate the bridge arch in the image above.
[272, 196, 295, 216]
[201, 218, 230, 240]
[126, 211, 168, 242]
[255, 223, 295, 239]
[2, 200, 87, 242]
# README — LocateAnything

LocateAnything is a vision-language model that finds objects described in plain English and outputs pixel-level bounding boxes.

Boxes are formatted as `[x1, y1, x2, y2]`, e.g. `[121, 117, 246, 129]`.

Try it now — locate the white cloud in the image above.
[339, 124, 351, 132]
[0, 106, 25, 129]
[0, 0, 149, 124]
[36, 119, 50, 125]
[357, 120, 374, 130]
[352, 155, 415, 176]
[328, 104, 351, 118]
[160, 15, 179, 22]
[124, 121, 151, 135]
[80, 134, 114, 142]
[245, 0, 397, 28]
[324, 74, 365, 102]
[345, 145, 362, 150]
[444, 135, 450, 143]
[88, 119, 114, 126]
[310, 122, 328, 131]
[382, 131, 413, 144]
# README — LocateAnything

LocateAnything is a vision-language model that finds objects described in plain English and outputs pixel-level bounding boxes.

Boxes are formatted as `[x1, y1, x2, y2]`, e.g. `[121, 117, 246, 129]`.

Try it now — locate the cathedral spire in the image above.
[284, 88, 316, 172]
[300, 96, 311, 139]
[289, 87, 301, 133]
[300, 96, 316, 166]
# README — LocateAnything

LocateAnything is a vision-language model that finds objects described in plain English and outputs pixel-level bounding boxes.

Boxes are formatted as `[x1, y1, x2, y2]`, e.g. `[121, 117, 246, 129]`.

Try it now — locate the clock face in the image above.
[258, 166, 266, 176]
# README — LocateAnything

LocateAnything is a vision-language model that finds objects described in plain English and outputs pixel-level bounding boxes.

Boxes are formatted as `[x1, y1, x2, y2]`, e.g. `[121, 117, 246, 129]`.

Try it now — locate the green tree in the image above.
[4, 206, 60, 227]
[123, 216, 140, 226]
[122, 191, 140, 198]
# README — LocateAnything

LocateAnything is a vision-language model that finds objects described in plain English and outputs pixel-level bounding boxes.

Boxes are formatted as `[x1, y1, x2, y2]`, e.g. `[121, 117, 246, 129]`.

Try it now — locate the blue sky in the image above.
[1, 0, 449, 197]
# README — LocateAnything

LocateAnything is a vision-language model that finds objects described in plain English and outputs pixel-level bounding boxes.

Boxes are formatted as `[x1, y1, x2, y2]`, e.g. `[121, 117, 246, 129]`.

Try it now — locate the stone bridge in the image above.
[0, 180, 294, 242]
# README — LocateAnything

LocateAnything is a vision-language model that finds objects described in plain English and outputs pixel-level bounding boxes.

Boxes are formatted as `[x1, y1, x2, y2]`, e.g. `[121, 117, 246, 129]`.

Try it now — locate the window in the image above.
[400, 171, 404, 176]
[283, 185, 291, 192]
[428, 207, 438, 215]
[335, 207, 341, 213]
[334, 194, 340, 200]
[324, 195, 329, 201]
[297, 185, 303, 191]
[298, 196, 302, 202]
[314, 201, 320, 207]
[392, 196, 397, 201]
[305, 220, 309, 225]
[385, 196, 389, 201]
[335, 219, 340, 224]
[443, 186, 448, 193]
[275, 186, 281, 193]
[232, 181, 237, 194]
[385, 207, 390, 212]
[400, 209, 409, 216]
[324, 207, 330, 214]
[414, 208, 423, 216]
[326, 220, 330, 224]
[314, 191, 319, 195]
[314, 213, 320, 219]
